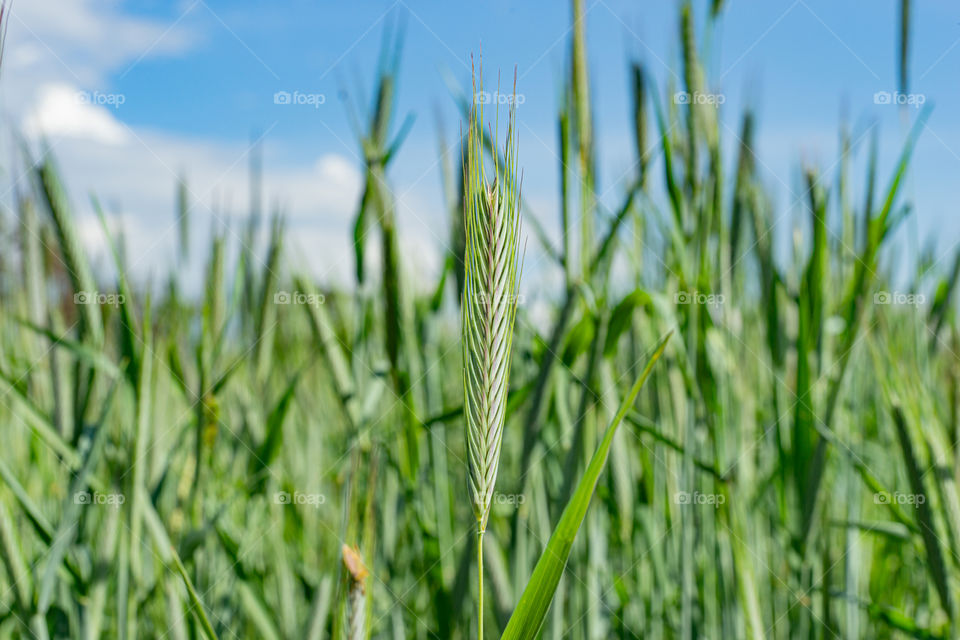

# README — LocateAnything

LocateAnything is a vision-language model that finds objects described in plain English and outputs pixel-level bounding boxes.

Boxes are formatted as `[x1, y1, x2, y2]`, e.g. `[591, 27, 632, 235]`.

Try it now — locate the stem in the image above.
[477, 527, 484, 640]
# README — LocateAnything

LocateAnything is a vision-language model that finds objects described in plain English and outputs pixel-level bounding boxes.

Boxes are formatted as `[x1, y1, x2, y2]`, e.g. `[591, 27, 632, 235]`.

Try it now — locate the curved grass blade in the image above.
[35, 157, 103, 345]
[0, 499, 32, 614]
[18, 320, 123, 380]
[0, 366, 82, 468]
[214, 524, 282, 640]
[891, 406, 953, 619]
[171, 549, 219, 640]
[0, 456, 55, 541]
[37, 380, 118, 615]
[249, 369, 302, 486]
[500, 331, 671, 640]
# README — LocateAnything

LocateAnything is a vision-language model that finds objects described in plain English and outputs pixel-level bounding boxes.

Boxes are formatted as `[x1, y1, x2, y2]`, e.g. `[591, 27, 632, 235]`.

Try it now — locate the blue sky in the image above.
[7, 0, 960, 288]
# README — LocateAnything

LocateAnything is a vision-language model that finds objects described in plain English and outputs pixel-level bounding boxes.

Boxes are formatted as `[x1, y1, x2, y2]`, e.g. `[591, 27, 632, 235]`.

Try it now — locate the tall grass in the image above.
[0, 1, 955, 639]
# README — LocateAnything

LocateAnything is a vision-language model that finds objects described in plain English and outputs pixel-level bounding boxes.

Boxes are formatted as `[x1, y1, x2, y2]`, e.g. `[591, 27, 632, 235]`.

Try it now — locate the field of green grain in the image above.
[1, 0, 956, 638]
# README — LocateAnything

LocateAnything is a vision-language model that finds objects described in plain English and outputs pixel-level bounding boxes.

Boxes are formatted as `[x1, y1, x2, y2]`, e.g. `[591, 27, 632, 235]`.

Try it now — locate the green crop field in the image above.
[0, 0, 956, 638]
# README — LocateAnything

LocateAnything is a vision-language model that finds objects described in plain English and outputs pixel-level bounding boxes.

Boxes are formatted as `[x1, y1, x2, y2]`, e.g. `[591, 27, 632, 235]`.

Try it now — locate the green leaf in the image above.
[603, 289, 651, 358]
[249, 371, 302, 487]
[36, 157, 103, 345]
[500, 331, 671, 640]
[561, 312, 596, 366]
[891, 406, 953, 618]
[17, 320, 123, 380]
[171, 549, 220, 640]
[215, 525, 282, 640]
[0, 366, 81, 469]
[37, 381, 118, 614]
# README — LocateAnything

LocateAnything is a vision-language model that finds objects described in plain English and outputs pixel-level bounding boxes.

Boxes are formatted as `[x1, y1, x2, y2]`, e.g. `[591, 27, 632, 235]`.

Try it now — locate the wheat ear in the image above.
[462, 59, 523, 638]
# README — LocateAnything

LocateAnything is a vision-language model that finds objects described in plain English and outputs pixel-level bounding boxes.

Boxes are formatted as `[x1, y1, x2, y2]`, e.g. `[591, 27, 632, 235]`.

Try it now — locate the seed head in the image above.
[462, 58, 523, 532]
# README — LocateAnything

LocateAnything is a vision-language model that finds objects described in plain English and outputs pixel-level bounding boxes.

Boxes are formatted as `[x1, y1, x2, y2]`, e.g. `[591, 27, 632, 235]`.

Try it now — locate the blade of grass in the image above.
[891, 405, 953, 619]
[170, 549, 220, 640]
[500, 332, 670, 640]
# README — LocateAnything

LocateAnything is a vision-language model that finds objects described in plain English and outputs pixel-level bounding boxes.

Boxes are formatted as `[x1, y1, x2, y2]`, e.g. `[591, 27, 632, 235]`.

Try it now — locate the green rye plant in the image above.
[462, 60, 523, 639]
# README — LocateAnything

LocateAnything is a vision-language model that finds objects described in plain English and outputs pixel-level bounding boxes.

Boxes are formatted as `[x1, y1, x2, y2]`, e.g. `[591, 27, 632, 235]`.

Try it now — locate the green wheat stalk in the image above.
[462, 59, 523, 639]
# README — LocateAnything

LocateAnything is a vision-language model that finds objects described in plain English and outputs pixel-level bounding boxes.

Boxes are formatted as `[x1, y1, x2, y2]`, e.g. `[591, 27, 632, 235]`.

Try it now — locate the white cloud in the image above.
[315, 154, 361, 195]
[0, 1, 450, 291]
[0, 0, 199, 129]
[9, 0, 197, 81]
[17, 125, 365, 289]
[24, 83, 128, 144]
